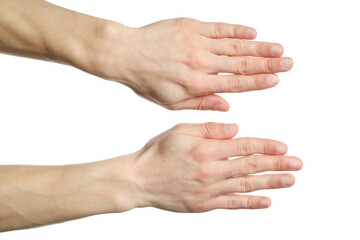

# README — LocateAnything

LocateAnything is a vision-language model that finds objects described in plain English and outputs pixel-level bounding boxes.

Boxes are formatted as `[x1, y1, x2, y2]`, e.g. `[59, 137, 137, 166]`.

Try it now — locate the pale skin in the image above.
[0, 0, 293, 110]
[0, 0, 300, 232]
[0, 123, 303, 231]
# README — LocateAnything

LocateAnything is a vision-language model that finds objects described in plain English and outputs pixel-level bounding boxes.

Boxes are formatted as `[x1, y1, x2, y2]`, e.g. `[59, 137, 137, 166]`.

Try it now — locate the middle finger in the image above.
[210, 173, 295, 195]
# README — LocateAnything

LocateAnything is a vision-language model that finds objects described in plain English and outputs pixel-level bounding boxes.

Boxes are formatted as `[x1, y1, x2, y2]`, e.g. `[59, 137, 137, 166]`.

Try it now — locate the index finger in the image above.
[211, 137, 288, 159]
[196, 22, 257, 39]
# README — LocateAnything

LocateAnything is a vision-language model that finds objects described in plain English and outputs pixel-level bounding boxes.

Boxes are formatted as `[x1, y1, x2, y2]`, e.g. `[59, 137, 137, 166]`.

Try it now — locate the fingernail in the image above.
[261, 198, 271, 208]
[280, 58, 293, 70]
[215, 104, 227, 111]
[225, 124, 237, 134]
[270, 45, 282, 56]
[290, 158, 302, 170]
[267, 75, 279, 85]
[281, 175, 294, 187]
[276, 145, 287, 154]
[246, 29, 256, 38]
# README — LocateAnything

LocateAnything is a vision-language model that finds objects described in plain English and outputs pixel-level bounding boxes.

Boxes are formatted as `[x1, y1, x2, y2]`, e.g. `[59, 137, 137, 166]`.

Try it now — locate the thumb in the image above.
[169, 94, 229, 111]
[172, 122, 239, 139]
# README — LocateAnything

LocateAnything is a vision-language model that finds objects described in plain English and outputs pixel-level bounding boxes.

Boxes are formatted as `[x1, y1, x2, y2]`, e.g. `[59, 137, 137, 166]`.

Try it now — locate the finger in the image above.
[214, 155, 302, 178]
[168, 94, 229, 111]
[212, 137, 287, 159]
[196, 74, 279, 94]
[173, 122, 238, 140]
[201, 194, 271, 211]
[206, 39, 284, 57]
[196, 22, 257, 39]
[211, 174, 295, 195]
[209, 56, 293, 75]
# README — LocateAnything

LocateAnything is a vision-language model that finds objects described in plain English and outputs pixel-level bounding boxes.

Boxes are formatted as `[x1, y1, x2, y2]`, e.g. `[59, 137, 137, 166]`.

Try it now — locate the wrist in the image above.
[88, 152, 149, 213]
[63, 14, 135, 82]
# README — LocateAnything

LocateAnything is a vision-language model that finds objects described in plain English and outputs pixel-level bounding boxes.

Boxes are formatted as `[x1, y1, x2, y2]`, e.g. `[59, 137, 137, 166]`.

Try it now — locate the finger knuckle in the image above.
[230, 40, 242, 55]
[213, 23, 225, 38]
[264, 59, 273, 72]
[204, 122, 217, 137]
[191, 146, 209, 161]
[246, 197, 252, 209]
[273, 157, 283, 171]
[244, 156, 260, 173]
[182, 75, 202, 94]
[230, 77, 242, 92]
[236, 59, 249, 74]
[253, 75, 265, 89]
[238, 139, 255, 154]
[227, 196, 239, 209]
[232, 25, 239, 38]
[187, 52, 204, 69]
[255, 44, 263, 56]
[188, 201, 206, 213]
[180, 34, 200, 50]
[266, 175, 273, 189]
[175, 18, 195, 31]
[194, 96, 208, 111]
[195, 166, 215, 184]
[239, 177, 253, 192]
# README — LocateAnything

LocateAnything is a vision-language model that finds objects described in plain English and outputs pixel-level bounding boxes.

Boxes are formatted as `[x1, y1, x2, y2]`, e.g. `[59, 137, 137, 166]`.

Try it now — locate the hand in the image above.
[124, 122, 302, 212]
[0, 3, 293, 111]
[86, 18, 293, 111]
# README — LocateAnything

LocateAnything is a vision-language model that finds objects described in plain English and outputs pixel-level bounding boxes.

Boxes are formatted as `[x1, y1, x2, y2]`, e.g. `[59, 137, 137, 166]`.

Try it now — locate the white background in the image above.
[1, 0, 359, 239]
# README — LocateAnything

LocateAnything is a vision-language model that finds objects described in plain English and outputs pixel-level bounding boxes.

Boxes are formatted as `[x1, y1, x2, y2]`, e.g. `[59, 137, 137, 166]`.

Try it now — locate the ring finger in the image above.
[211, 173, 295, 195]
[209, 56, 293, 75]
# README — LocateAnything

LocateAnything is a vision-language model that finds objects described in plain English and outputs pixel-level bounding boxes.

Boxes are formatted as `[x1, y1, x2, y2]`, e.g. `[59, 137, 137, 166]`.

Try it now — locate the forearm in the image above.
[0, 0, 130, 78]
[0, 154, 139, 232]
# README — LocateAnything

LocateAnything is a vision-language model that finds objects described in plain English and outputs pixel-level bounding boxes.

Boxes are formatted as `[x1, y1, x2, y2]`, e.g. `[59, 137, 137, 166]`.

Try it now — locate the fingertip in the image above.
[214, 104, 227, 111]
[266, 74, 279, 87]
[281, 174, 295, 187]
[246, 28, 257, 39]
[275, 143, 288, 155]
[280, 57, 294, 71]
[287, 57, 294, 69]
[260, 197, 271, 208]
[290, 157, 303, 170]
[214, 100, 229, 112]
[270, 44, 284, 57]
[202, 122, 238, 139]
[224, 101, 230, 111]
[224, 123, 238, 136]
